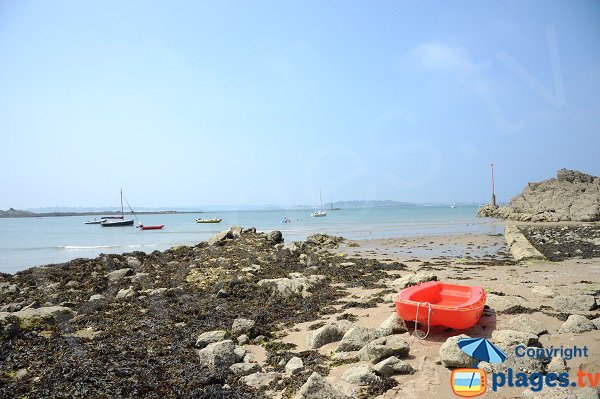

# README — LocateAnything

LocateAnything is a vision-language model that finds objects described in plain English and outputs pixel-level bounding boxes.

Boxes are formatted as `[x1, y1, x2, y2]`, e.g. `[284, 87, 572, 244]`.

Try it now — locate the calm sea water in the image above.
[0, 206, 502, 273]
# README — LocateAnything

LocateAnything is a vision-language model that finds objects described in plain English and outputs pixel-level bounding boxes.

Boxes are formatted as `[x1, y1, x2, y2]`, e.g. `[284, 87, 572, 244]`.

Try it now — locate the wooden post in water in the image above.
[491, 163, 496, 207]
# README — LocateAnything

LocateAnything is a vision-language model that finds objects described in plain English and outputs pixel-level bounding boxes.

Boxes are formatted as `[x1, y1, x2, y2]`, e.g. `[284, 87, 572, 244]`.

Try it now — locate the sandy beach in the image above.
[1, 225, 598, 398]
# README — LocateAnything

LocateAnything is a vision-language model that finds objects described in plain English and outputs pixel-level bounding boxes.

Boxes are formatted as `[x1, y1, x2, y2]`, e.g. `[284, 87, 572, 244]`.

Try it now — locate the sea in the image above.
[0, 206, 503, 274]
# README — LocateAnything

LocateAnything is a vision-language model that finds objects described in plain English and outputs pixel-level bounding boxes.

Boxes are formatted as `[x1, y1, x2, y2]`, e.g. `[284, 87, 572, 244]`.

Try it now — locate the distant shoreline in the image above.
[0, 210, 203, 219]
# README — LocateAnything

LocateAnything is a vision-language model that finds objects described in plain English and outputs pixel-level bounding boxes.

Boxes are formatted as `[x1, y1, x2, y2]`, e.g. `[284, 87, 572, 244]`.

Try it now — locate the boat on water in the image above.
[395, 281, 486, 330]
[138, 224, 164, 230]
[84, 219, 103, 225]
[196, 218, 222, 223]
[311, 187, 327, 217]
[101, 190, 134, 227]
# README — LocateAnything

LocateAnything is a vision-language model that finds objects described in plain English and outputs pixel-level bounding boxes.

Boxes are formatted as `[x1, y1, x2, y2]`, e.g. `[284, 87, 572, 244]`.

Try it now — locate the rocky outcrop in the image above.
[258, 273, 326, 298]
[0, 306, 75, 329]
[295, 372, 349, 399]
[477, 169, 600, 222]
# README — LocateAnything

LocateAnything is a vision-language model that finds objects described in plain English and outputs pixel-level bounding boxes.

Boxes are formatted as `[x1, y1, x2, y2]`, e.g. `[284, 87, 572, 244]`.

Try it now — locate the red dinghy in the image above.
[138, 224, 164, 231]
[395, 281, 486, 330]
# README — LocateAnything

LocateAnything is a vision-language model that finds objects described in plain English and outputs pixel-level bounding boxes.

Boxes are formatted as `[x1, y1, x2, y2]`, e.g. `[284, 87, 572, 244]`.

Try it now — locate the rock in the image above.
[294, 372, 349, 399]
[357, 335, 410, 364]
[390, 272, 437, 289]
[197, 340, 238, 369]
[307, 320, 353, 349]
[239, 371, 280, 388]
[330, 351, 359, 363]
[491, 330, 539, 348]
[285, 356, 304, 375]
[89, 294, 106, 301]
[0, 306, 75, 328]
[14, 368, 27, 379]
[592, 317, 600, 330]
[492, 348, 545, 373]
[208, 230, 233, 246]
[230, 226, 243, 238]
[558, 315, 596, 334]
[341, 365, 380, 385]
[373, 356, 413, 377]
[378, 313, 408, 336]
[131, 273, 150, 286]
[305, 234, 344, 249]
[486, 293, 528, 313]
[216, 289, 228, 298]
[439, 334, 473, 368]
[477, 169, 600, 222]
[258, 274, 326, 298]
[125, 256, 142, 268]
[237, 334, 249, 345]
[234, 347, 246, 362]
[505, 315, 548, 336]
[267, 230, 284, 244]
[284, 241, 303, 254]
[230, 362, 261, 376]
[195, 330, 228, 348]
[0, 282, 20, 294]
[106, 268, 133, 282]
[115, 286, 135, 300]
[553, 295, 597, 313]
[531, 286, 555, 297]
[335, 326, 381, 352]
[232, 318, 255, 335]
[546, 356, 569, 374]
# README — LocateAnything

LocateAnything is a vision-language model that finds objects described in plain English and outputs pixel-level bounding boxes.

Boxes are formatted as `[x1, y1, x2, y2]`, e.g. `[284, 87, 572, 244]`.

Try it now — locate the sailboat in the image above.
[311, 187, 327, 217]
[101, 190, 134, 227]
[330, 197, 341, 211]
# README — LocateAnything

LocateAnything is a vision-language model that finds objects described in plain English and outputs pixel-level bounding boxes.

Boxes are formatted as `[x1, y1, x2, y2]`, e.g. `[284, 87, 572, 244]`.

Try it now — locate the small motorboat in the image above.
[195, 218, 222, 223]
[311, 210, 327, 217]
[395, 281, 486, 330]
[138, 224, 164, 230]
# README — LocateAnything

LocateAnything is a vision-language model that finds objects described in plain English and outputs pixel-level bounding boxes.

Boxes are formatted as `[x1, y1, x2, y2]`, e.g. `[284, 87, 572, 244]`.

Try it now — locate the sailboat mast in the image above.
[319, 187, 323, 211]
[120, 189, 124, 217]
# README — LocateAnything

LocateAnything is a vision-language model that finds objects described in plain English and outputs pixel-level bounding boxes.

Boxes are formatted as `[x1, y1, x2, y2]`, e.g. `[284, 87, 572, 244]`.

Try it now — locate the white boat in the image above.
[450, 204, 456, 208]
[84, 219, 103, 225]
[311, 187, 327, 217]
[196, 218, 222, 223]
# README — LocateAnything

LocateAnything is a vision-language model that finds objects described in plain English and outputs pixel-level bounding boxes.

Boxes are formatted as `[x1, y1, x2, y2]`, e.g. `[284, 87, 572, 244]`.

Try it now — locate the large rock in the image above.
[0, 306, 75, 328]
[106, 268, 133, 282]
[378, 313, 408, 336]
[258, 273, 326, 298]
[373, 356, 414, 376]
[439, 334, 473, 368]
[341, 365, 380, 385]
[505, 316, 548, 336]
[491, 329, 539, 348]
[197, 340, 238, 369]
[390, 272, 437, 289]
[231, 318, 255, 335]
[267, 230, 284, 244]
[553, 295, 597, 313]
[558, 315, 596, 334]
[285, 356, 304, 375]
[208, 230, 233, 246]
[335, 326, 381, 352]
[307, 320, 353, 349]
[230, 362, 262, 376]
[196, 330, 228, 348]
[477, 169, 600, 222]
[357, 335, 410, 363]
[239, 371, 280, 388]
[486, 293, 528, 313]
[294, 372, 349, 399]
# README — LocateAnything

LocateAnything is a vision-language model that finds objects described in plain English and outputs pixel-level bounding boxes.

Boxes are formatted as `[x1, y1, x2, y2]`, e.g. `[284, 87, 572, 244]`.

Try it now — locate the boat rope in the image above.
[122, 195, 139, 221]
[414, 301, 432, 339]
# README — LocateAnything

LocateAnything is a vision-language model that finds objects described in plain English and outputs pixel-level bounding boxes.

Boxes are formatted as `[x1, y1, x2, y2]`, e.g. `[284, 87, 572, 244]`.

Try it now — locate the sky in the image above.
[1, 1, 599, 209]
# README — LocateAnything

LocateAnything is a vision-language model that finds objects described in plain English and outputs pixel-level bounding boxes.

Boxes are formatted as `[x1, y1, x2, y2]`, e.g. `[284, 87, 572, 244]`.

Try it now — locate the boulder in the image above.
[491, 330, 539, 348]
[232, 318, 255, 335]
[390, 272, 437, 289]
[285, 356, 304, 375]
[267, 230, 284, 244]
[505, 315, 548, 336]
[558, 315, 596, 334]
[592, 317, 600, 330]
[307, 320, 353, 349]
[553, 295, 597, 313]
[106, 268, 133, 282]
[230, 362, 262, 376]
[89, 294, 106, 301]
[294, 372, 349, 399]
[230, 226, 243, 238]
[197, 340, 238, 369]
[208, 230, 233, 246]
[531, 286, 555, 298]
[357, 335, 410, 364]
[335, 326, 381, 352]
[546, 356, 569, 374]
[378, 313, 408, 336]
[0, 306, 75, 328]
[126, 256, 142, 268]
[115, 287, 135, 300]
[373, 356, 414, 377]
[195, 330, 228, 348]
[239, 371, 280, 388]
[486, 293, 528, 313]
[258, 274, 326, 298]
[439, 334, 473, 368]
[341, 365, 380, 385]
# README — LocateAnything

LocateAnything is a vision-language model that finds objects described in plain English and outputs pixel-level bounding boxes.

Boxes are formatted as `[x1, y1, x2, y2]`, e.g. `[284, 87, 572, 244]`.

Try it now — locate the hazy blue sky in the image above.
[1, 1, 599, 209]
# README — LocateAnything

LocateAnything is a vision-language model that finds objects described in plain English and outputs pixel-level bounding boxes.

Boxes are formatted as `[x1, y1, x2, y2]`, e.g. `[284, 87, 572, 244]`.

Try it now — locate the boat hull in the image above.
[195, 219, 222, 223]
[139, 225, 164, 230]
[395, 281, 486, 330]
[101, 220, 134, 227]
